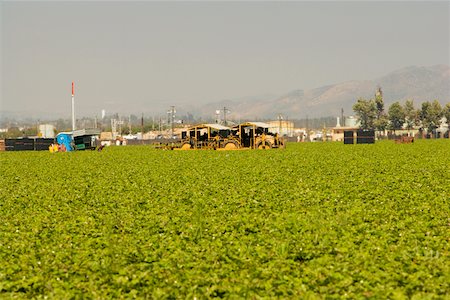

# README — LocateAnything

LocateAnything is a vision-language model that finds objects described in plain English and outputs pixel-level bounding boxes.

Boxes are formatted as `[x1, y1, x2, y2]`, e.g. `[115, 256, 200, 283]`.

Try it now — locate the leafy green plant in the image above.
[0, 140, 449, 298]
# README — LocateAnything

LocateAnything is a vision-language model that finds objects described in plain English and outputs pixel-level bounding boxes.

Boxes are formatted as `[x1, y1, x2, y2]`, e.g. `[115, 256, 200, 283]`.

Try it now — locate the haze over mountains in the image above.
[197, 64, 450, 120]
[1, 65, 449, 121]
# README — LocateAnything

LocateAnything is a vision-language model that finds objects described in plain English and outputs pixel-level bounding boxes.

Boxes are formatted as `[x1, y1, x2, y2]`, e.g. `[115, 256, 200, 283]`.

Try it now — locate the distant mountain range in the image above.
[193, 64, 450, 120]
[2, 65, 449, 122]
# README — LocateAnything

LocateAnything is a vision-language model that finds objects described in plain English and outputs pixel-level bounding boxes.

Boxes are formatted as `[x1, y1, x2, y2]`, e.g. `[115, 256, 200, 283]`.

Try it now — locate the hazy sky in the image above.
[1, 1, 449, 118]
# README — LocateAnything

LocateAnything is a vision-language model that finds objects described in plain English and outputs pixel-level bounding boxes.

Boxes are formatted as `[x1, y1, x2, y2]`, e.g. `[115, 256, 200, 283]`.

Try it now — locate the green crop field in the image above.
[1, 140, 449, 299]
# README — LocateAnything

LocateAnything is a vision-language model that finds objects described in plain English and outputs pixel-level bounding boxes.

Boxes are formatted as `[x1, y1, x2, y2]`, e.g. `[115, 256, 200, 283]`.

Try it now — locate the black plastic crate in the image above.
[356, 130, 375, 144]
[5, 138, 35, 151]
[35, 138, 55, 151]
[344, 131, 354, 144]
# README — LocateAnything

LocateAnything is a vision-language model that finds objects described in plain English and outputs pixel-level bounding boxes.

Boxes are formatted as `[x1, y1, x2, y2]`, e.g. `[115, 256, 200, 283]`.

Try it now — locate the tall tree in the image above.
[443, 103, 450, 126]
[374, 87, 384, 117]
[374, 87, 388, 135]
[420, 100, 443, 135]
[403, 100, 419, 133]
[374, 114, 389, 135]
[388, 102, 405, 133]
[353, 98, 377, 130]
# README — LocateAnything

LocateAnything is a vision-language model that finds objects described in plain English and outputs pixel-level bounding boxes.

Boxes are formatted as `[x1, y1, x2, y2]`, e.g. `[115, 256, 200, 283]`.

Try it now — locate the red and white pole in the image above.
[71, 81, 76, 131]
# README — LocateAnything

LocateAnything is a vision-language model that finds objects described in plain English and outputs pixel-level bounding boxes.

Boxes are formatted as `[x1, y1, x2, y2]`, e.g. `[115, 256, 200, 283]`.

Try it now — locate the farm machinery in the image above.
[179, 124, 240, 150]
[235, 122, 285, 149]
[177, 122, 285, 150]
[55, 129, 101, 152]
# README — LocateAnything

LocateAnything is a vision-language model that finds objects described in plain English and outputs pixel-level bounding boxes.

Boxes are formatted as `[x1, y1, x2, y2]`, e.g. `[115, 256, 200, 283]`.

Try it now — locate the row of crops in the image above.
[0, 140, 449, 298]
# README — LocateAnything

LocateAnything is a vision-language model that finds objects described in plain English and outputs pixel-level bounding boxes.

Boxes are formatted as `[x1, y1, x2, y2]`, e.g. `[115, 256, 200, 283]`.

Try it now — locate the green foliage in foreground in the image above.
[0, 140, 449, 299]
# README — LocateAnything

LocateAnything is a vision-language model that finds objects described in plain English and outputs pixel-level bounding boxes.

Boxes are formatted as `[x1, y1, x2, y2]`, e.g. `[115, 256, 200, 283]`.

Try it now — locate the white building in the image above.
[38, 124, 55, 138]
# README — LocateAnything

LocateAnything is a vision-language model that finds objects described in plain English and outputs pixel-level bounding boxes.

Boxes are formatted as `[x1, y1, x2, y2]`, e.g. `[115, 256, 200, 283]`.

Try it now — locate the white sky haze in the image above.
[1, 1, 449, 118]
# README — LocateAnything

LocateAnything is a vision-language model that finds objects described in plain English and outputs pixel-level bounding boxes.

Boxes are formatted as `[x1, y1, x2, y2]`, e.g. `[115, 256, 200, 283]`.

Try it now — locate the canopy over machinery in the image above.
[176, 122, 285, 150]
[179, 124, 239, 150]
[234, 122, 285, 149]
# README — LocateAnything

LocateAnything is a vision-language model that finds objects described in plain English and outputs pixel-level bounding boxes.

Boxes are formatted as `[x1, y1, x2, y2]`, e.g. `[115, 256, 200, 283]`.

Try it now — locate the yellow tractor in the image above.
[176, 122, 285, 150]
[178, 124, 240, 150]
[234, 122, 285, 149]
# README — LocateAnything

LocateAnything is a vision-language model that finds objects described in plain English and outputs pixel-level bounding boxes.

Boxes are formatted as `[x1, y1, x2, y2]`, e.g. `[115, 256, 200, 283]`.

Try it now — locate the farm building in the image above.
[331, 126, 359, 142]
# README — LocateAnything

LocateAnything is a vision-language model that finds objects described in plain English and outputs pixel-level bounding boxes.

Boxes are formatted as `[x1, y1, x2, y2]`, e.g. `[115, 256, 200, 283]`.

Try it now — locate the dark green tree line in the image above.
[353, 89, 447, 135]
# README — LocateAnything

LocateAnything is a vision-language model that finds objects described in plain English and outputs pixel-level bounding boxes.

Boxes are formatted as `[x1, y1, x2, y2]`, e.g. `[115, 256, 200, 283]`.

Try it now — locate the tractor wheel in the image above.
[181, 143, 192, 150]
[223, 141, 239, 150]
[257, 141, 272, 149]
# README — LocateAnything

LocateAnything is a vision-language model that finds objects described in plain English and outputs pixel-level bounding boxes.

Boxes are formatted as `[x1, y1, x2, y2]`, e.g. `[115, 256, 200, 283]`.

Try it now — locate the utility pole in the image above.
[221, 107, 230, 126]
[141, 113, 144, 140]
[167, 110, 171, 128]
[101, 109, 106, 131]
[159, 117, 162, 135]
[118, 116, 123, 136]
[278, 114, 283, 136]
[306, 115, 309, 142]
[111, 119, 116, 137]
[215, 110, 221, 124]
[286, 115, 291, 136]
[167, 106, 176, 137]
[128, 115, 132, 135]
[171, 106, 176, 137]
